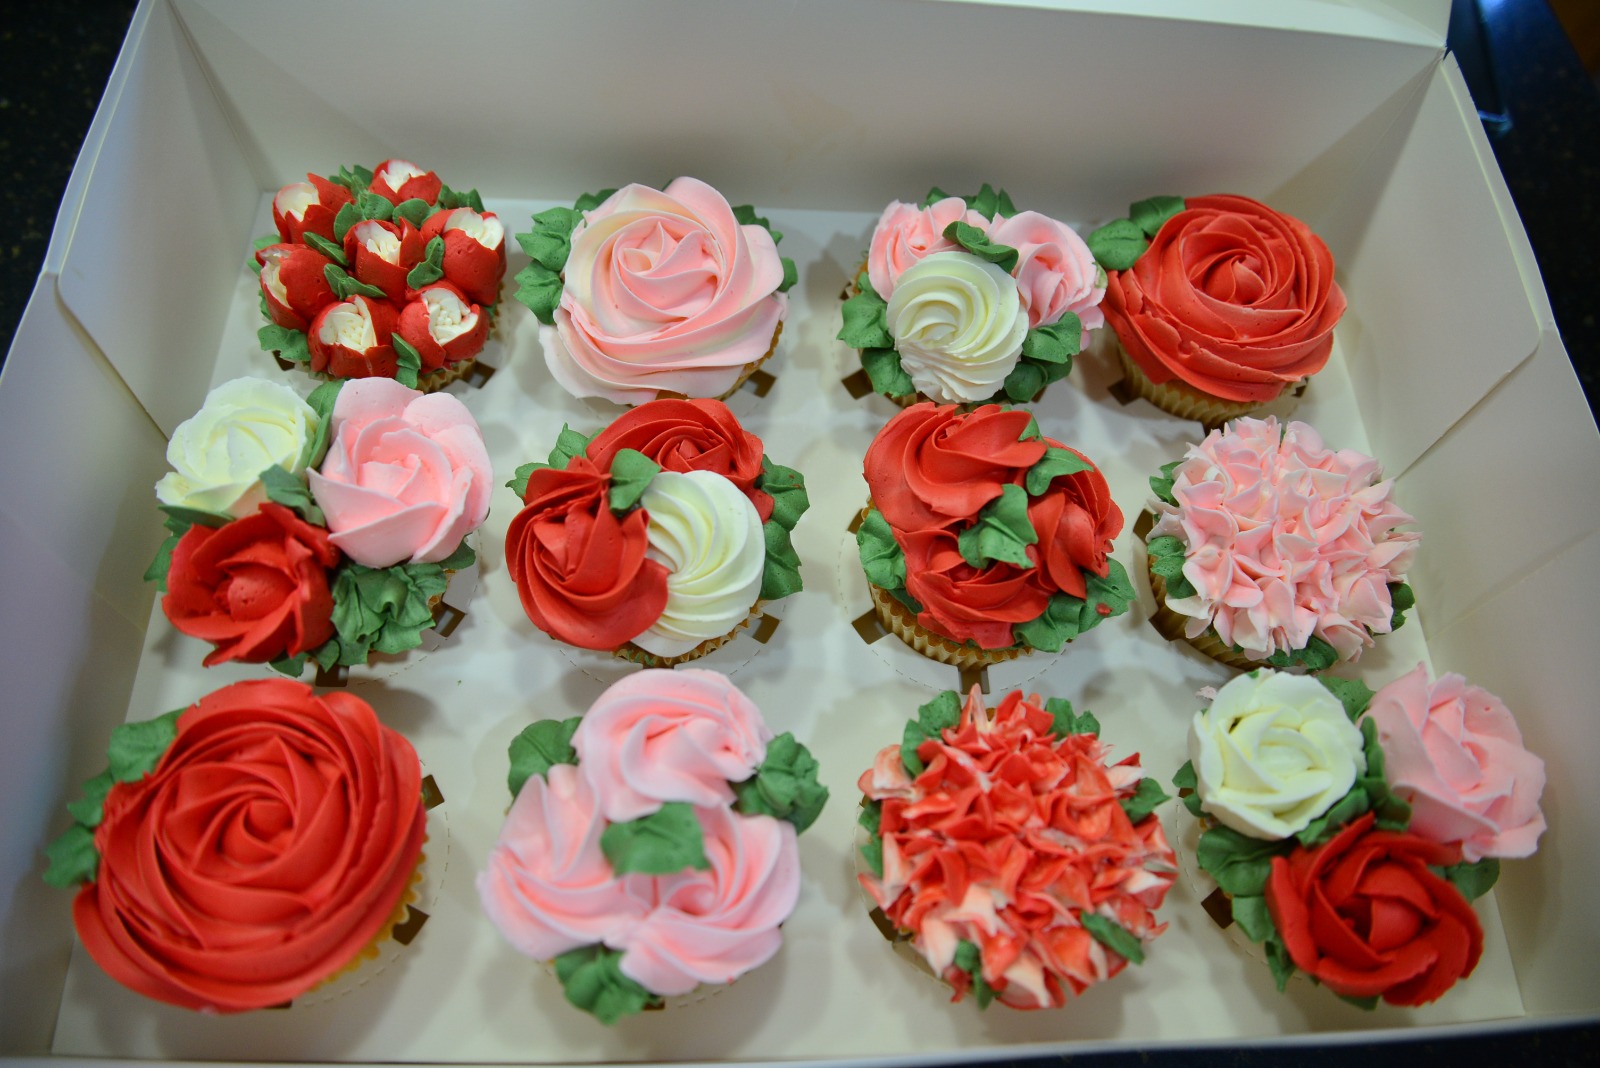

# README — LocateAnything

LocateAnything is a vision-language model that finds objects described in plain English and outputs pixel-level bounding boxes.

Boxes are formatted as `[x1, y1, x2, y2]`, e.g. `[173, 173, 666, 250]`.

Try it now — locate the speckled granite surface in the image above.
[0, 2, 1595, 1065]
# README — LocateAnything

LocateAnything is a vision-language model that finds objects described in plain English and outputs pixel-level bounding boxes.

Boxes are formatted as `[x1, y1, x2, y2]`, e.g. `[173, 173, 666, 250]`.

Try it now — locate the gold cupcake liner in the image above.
[309, 842, 427, 991]
[1114, 342, 1301, 429]
[868, 580, 1025, 669]
[611, 599, 770, 669]
[415, 358, 478, 394]
[709, 321, 783, 402]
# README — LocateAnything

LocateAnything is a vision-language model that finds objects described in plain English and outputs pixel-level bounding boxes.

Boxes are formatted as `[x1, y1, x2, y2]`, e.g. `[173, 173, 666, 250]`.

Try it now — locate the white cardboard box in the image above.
[4, 0, 1599, 1062]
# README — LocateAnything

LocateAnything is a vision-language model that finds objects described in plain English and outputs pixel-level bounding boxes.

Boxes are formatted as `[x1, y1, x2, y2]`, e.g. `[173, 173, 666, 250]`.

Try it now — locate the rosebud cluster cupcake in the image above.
[1143, 416, 1418, 672]
[479, 669, 827, 1024]
[856, 402, 1132, 668]
[1173, 666, 1545, 1008]
[514, 178, 796, 404]
[857, 686, 1176, 1009]
[839, 184, 1104, 406]
[254, 159, 507, 390]
[149, 376, 492, 674]
[44, 679, 428, 1013]
[1093, 194, 1346, 425]
[505, 398, 807, 666]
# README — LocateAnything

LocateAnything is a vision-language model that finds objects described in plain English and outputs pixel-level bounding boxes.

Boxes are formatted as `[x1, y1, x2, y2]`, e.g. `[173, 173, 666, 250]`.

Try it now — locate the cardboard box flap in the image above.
[979, 0, 1448, 46]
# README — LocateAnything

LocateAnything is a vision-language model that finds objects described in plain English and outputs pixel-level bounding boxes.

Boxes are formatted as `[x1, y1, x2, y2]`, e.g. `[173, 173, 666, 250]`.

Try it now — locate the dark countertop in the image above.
[0, 2, 1596, 1064]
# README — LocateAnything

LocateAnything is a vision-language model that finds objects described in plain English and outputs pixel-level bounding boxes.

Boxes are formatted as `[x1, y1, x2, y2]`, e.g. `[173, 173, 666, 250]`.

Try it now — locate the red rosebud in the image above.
[342, 219, 416, 302]
[369, 159, 441, 206]
[420, 208, 506, 306]
[900, 525, 1051, 649]
[257, 244, 336, 332]
[394, 283, 489, 372]
[308, 295, 399, 379]
[162, 503, 340, 666]
[272, 173, 354, 245]
[585, 398, 773, 522]
[1025, 443, 1122, 601]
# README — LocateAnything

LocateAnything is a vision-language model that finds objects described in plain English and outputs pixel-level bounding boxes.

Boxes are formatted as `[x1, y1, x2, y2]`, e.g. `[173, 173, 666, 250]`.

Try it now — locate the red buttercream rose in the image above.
[1102, 194, 1345, 404]
[271, 173, 354, 246]
[1025, 443, 1122, 601]
[584, 398, 773, 522]
[865, 402, 1045, 532]
[308, 295, 399, 379]
[256, 244, 336, 333]
[368, 158, 442, 206]
[342, 218, 423, 303]
[162, 502, 340, 667]
[394, 282, 489, 372]
[1266, 812, 1484, 1006]
[420, 207, 507, 307]
[900, 526, 1051, 650]
[72, 679, 426, 1013]
[504, 456, 671, 650]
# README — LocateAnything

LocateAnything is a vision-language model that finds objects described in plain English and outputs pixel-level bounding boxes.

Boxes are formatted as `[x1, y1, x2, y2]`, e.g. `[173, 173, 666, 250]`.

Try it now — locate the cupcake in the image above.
[254, 159, 506, 391]
[840, 184, 1104, 407]
[505, 398, 807, 666]
[1143, 416, 1418, 672]
[857, 685, 1176, 1009]
[149, 376, 491, 674]
[43, 678, 428, 1012]
[1094, 194, 1345, 425]
[856, 401, 1132, 668]
[1173, 666, 1544, 1007]
[478, 669, 827, 1024]
[514, 178, 795, 404]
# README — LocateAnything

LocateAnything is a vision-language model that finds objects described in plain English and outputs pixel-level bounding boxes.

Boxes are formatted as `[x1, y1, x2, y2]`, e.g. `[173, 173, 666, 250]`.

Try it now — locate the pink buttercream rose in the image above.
[477, 763, 653, 961]
[571, 668, 772, 823]
[544, 177, 788, 404]
[307, 378, 492, 568]
[1363, 664, 1546, 862]
[986, 210, 1105, 337]
[618, 806, 800, 996]
[866, 197, 987, 300]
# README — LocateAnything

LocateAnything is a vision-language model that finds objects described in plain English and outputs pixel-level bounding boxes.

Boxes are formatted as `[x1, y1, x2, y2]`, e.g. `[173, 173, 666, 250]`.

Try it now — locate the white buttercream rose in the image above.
[1190, 671, 1366, 840]
[155, 377, 318, 518]
[884, 252, 1028, 403]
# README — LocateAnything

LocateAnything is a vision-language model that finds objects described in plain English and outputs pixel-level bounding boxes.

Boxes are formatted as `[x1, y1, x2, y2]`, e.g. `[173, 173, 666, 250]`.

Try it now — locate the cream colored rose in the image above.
[155, 378, 318, 518]
[885, 251, 1028, 403]
[1190, 671, 1366, 840]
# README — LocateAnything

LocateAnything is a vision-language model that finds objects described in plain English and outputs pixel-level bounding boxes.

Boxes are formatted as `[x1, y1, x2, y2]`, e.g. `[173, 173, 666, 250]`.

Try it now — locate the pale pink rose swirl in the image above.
[866, 198, 987, 299]
[308, 378, 492, 568]
[987, 210, 1106, 339]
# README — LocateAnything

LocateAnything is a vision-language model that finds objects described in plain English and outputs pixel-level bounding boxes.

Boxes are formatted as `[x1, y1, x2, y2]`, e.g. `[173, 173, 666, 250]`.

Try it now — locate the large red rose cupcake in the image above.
[478, 669, 827, 1024]
[504, 398, 807, 666]
[1094, 194, 1345, 425]
[839, 184, 1104, 407]
[856, 401, 1132, 668]
[148, 376, 491, 675]
[1171, 666, 1544, 1008]
[255, 159, 505, 391]
[514, 178, 795, 404]
[857, 685, 1176, 1009]
[43, 679, 428, 1013]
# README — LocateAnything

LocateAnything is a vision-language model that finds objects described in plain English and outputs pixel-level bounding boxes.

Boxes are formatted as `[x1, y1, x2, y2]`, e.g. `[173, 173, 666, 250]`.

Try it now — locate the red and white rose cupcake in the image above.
[148, 376, 491, 675]
[478, 669, 827, 1023]
[856, 401, 1132, 668]
[504, 398, 807, 666]
[1173, 666, 1544, 1007]
[857, 685, 1176, 1009]
[839, 184, 1104, 407]
[514, 178, 795, 404]
[1094, 194, 1346, 425]
[44, 679, 428, 1013]
[255, 159, 506, 391]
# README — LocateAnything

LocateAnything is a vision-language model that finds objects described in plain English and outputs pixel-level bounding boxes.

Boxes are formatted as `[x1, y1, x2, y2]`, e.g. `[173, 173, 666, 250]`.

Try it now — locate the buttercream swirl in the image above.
[864, 402, 1044, 532]
[866, 197, 986, 300]
[156, 377, 318, 518]
[886, 252, 1028, 404]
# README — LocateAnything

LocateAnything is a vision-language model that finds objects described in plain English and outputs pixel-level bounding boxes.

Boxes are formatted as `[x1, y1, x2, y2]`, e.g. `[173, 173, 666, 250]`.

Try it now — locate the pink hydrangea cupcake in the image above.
[478, 669, 827, 1023]
[514, 178, 795, 404]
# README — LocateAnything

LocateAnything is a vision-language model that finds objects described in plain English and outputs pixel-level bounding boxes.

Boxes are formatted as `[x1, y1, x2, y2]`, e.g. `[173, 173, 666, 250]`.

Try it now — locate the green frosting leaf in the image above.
[856, 508, 906, 592]
[1146, 534, 1198, 600]
[1087, 218, 1148, 272]
[252, 233, 279, 253]
[392, 197, 431, 229]
[1149, 459, 1183, 506]
[553, 944, 661, 1025]
[1172, 760, 1206, 818]
[761, 520, 804, 601]
[1011, 559, 1135, 651]
[1294, 789, 1371, 848]
[1024, 446, 1093, 497]
[507, 461, 541, 499]
[407, 235, 446, 290]
[434, 183, 485, 213]
[550, 425, 594, 469]
[600, 802, 710, 876]
[305, 379, 343, 467]
[1080, 912, 1145, 965]
[1119, 777, 1170, 825]
[258, 323, 311, 364]
[1357, 717, 1413, 831]
[1231, 894, 1275, 943]
[332, 202, 360, 243]
[301, 230, 348, 267]
[258, 464, 324, 526]
[957, 484, 1036, 569]
[507, 717, 582, 798]
[42, 825, 99, 889]
[1390, 581, 1416, 631]
[1128, 195, 1185, 238]
[1045, 696, 1099, 739]
[513, 261, 564, 325]
[839, 280, 894, 350]
[157, 504, 231, 530]
[1196, 824, 1282, 897]
[1338, 993, 1382, 1012]
[1020, 313, 1082, 367]
[1265, 932, 1297, 992]
[732, 732, 829, 833]
[607, 449, 659, 513]
[324, 263, 387, 302]
[435, 540, 476, 572]
[941, 220, 1018, 274]
[778, 256, 798, 293]
[573, 187, 618, 213]
[331, 163, 374, 194]
[1318, 676, 1376, 722]
[731, 203, 779, 241]
[902, 690, 962, 777]
[858, 799, 881, 837]
[1260, 634, 1339, 673]
[1443, 858, 1500, 900]
[518, 205, 584, 272]
[861, 347, 916, 398]
[328, 560, 450, 665]
[757, 459, 808, 532]
[107, 709, 182, 783]
[355, 190, 394, 222]
[858, 801, 885, 879]
[393, 335, 423, 389]
[65, 770, 115, 828]
[923, 184, 1016, 220]
[952, 939, 997, 1009]
[1018, 414, 1042, 442]
[1001, 360, 1047, 404]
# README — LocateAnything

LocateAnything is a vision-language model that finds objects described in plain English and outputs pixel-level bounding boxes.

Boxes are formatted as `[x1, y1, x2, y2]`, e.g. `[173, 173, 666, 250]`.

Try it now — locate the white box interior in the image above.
[4, 0, 1598, 1061]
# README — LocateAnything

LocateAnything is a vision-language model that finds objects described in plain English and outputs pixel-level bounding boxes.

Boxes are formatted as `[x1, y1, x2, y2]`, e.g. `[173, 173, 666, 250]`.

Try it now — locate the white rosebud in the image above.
[1189, 671, 1366, 840]
[885, 251, 1028, 403]
[155, 378, 318, 518]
